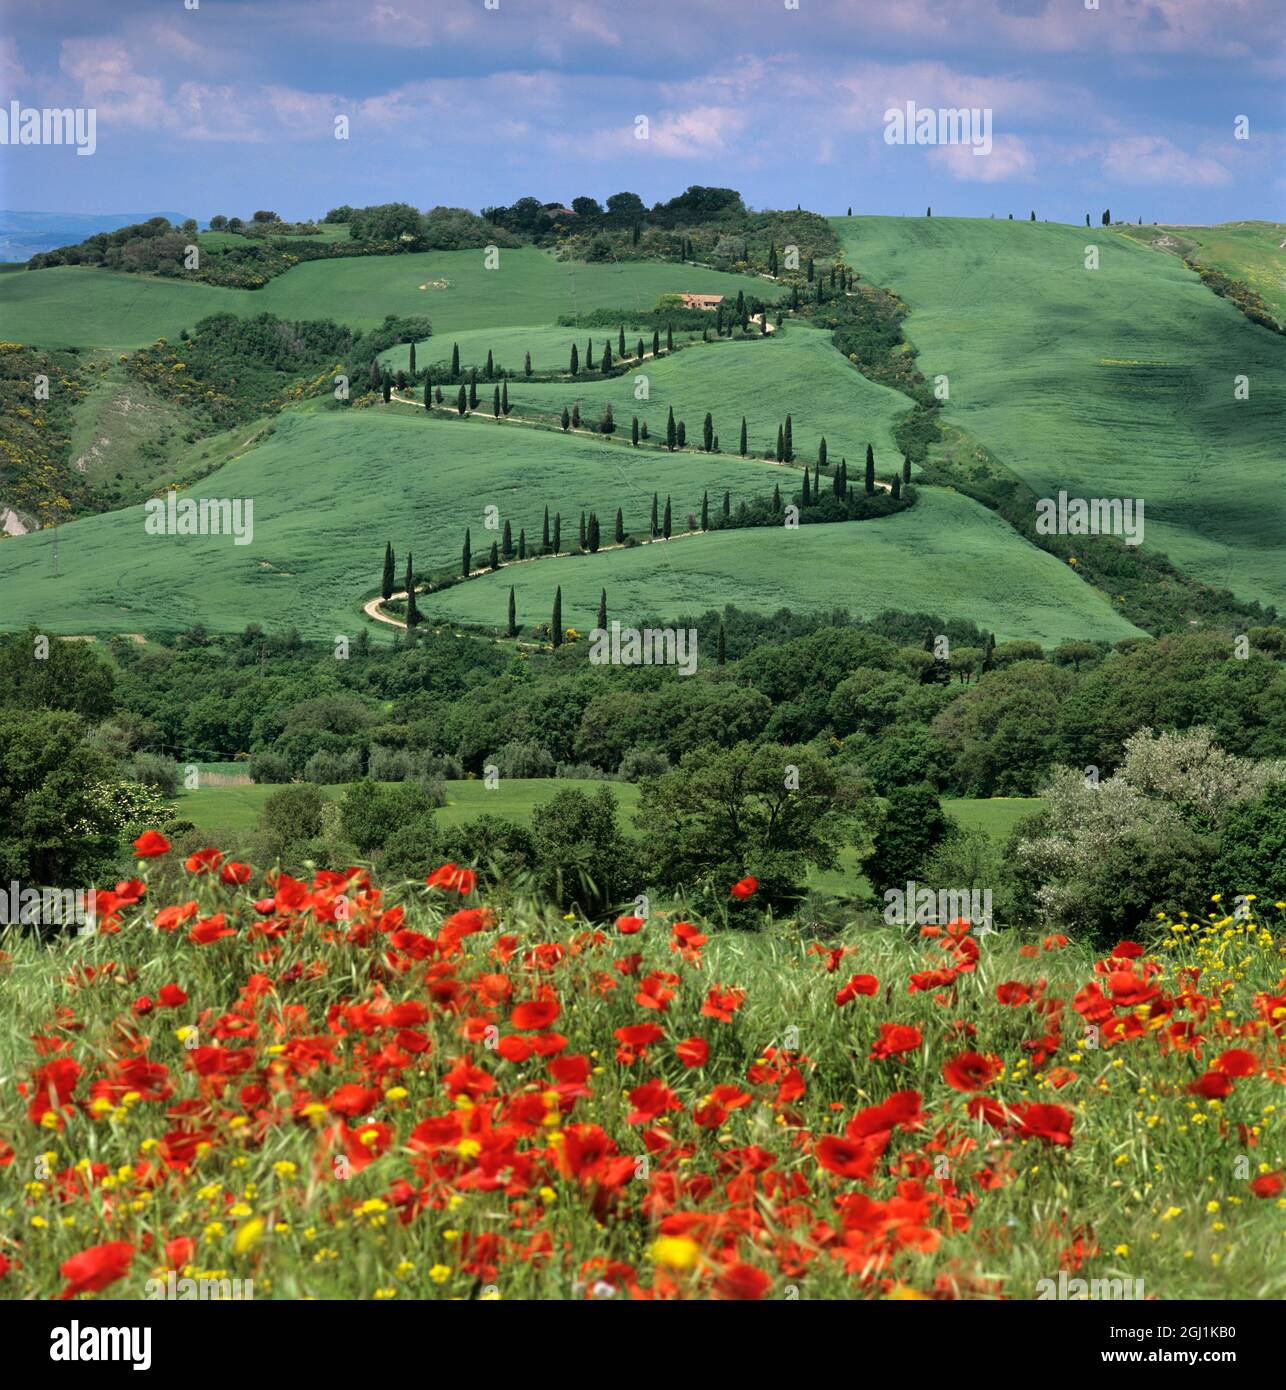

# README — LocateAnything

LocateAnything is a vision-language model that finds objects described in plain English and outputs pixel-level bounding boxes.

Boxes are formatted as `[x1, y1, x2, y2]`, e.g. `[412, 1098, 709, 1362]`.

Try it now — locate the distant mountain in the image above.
[0, 210, 192, 263]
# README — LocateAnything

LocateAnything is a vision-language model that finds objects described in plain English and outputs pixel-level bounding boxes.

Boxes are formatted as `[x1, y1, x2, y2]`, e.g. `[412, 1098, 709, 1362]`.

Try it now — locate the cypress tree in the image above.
[409, 342, 417, 377]
[457, 384, 467, 415]
[502, 519, 512, 559]
[493, 385, 501, 418]
[507, 586, 517, 637]
[784, 414, 793, 462]
[561, 405, 570, 431]
[717, 622, 726, 665]
[717, 303, 725, 334]
[570, 343, 579, 375]
[739, 416, 748, 456]
[572, 403, 580, 429]
[588, 512, 600, 552]
[776, 424, 784, 462]
[666, 324, 673, 351]
[518, 528, 526, 560]
[772, 482, 781, 512]
[485, 348, 494, 379]
[615, 507, 624, 544]
[807, 256, 814, 282]
[489, 540, 499, 570]
[552, 587, 563, 647]
[618, 325, 626, 358]
[631, 415, 639, 447]
[902, 455, 912, 485]
[451, 343, 460, 377]
[701, 490, 710, 529]
[650, 493, 659, 537]
[865, 443, 875, 495]
[676, 420, 685, 448]
[542, 506, 550, 552]
[597, 588, 607, 631]
[424, 376, 432, 409]
[601, 341, 613, 374]
[703, 412, 714, 451]
[652, 328, 660, 357]
[814, 460, 821, 495]
[382, 375, 391, 403]
[462, 528, 471, 576]
[839, 458, 848, 496]
[524, 350, 532, 377]
[586, 338, 595, 370]
[382, 542, 395, 600]
[666, 407, 676, 452]
[891, 474, 902, 499]
[663, 495, 672, 539]
[468, 369, 478, 408]
[578, 511, 586, 550]
[553, 513, 561, 553]
[818, 437, 828, 470]
[636, 337, 644, 360]
[802, 467, 811, 506]
[501, 380, 509, 414]
[405, 555, 419, 627]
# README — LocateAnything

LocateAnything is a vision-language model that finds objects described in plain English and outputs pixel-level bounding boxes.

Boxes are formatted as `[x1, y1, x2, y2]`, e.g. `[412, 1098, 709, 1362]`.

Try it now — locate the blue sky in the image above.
[1, 0, 1282, 225]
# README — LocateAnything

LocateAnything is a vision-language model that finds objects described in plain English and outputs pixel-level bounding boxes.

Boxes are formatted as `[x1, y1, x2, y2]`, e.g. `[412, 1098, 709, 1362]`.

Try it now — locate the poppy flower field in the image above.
[2, 832, 1284, 1302]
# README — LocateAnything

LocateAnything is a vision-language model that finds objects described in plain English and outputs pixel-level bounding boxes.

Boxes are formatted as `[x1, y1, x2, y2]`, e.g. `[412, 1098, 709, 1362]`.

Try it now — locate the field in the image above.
[378, 324, 706, 378]
[0, 248, 768, 349]
[420, 488, 1143, 645]
[1117, 220, 1286, 324]
[831, 216, 1286, 611]
[3, 851, 1281, 1300]
[502, 324, 913, 471]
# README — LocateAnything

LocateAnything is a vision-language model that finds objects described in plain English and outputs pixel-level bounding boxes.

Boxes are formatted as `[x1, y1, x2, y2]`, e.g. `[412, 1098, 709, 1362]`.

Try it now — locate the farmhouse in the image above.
[679, 293, 724, 311]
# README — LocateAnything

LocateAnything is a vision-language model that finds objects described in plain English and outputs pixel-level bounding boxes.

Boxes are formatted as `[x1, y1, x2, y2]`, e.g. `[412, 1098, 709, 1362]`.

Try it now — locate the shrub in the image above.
[248, 749, 293, 784]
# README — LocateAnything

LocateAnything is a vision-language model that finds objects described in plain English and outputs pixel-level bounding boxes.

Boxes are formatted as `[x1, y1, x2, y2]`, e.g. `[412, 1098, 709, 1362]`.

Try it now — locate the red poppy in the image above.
[701, 985, 746, 1023]
[164, 1236, 195, 1270]
[1214, 1048, 1257, 1077]
[675, 1037, 709, 1068]
[943, 1051, 1002, 1092]
[184, 847, 224, 874]
[426, 863, 477, 894]
[626, 1080, 682, 1124]
[512, 999, 560, 1031]
[132, 830, 171, 858]
[1250, 1171, 1284, 1199]
[869, 1023, 922, 1060]
[730, 877, 758, 901]
[995, 981, 1033, 1006]
[1189, 1072, 1234, 1100]
[220, 861, 252, 885]
[1012, 1103, 1075, 1147]
[59, 1241, 134, 1299]
[616, 915, 645, 935]
[816, 1131, 890, 1180]
[714, 1262, 771, 1299]
[835, 974, 879, 1007]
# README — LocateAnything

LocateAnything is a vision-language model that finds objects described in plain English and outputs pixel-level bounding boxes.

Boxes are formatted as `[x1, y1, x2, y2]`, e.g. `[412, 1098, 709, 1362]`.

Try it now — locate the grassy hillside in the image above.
[0, 248, 766, 349]
[831, 216, 1286, 611]
[378, 323, 705, 377]
[420, 487, 1143, 645]
[1118, 220, 1286, 325]
[503, 325, 913, 470]
[0, 405, 791, 637]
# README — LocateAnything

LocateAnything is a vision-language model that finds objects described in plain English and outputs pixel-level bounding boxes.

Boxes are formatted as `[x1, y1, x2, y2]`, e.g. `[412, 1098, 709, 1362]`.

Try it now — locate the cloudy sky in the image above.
[2, 0, 1283, 223]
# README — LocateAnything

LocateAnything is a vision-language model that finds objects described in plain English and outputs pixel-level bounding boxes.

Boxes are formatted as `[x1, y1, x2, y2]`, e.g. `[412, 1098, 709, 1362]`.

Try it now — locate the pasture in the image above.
[831, 216, 1286, 611]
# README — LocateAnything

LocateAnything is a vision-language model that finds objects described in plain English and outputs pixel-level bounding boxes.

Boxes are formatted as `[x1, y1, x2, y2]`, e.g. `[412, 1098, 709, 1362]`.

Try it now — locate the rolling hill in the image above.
[831, 215, 1286, 612]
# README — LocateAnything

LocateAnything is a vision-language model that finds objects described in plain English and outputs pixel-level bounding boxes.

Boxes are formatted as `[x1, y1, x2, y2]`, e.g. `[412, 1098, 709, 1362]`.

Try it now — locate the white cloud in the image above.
[1101, 135, 1231, 187]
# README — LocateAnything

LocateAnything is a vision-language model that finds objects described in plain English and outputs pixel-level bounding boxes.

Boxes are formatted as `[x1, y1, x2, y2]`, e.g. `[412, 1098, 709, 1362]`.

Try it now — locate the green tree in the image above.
[0, 626, 115, 718]
[462, 528, 472, 577]
[865, 443, 875, 495]
[507, 586, 517, 638]
[552, 587, 563, 647]
[865, 784, 957, 896]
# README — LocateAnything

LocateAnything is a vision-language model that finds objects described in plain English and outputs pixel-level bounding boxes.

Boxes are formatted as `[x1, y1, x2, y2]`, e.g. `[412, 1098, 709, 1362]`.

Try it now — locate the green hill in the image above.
[1117, 220, 1286, 325]
[418, 487, 1143, 645]
[831, 216, 1286, 611]
[0, 248, 766, 350]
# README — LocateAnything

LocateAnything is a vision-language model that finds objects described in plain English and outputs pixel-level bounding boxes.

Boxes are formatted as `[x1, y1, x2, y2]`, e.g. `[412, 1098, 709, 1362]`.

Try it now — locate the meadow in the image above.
[420, 488, 1144, 646]
[502, 324, 913, 470]
[0, 247, 763, 349]
[831, 216, 1286, 611]
[1117, 220, 1286, 324]
[2, 841, 1281, 1301]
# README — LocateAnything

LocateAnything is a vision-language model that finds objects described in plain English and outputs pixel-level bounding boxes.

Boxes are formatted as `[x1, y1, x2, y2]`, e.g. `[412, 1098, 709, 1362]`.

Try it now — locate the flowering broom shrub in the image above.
[0, 832, 1284, 1300]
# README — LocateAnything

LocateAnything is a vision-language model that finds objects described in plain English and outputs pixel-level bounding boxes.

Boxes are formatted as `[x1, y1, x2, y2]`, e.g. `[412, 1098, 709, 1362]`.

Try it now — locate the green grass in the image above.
[1118, 220, 1286, 324]
[0, 248, 768, 349]
[831, 216, 1286, 611]
[421, 488, 1143, 645]
[503, 325, 912, 470]
[0, 406, 796, 637]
